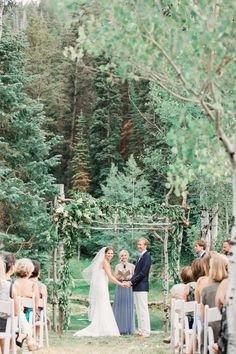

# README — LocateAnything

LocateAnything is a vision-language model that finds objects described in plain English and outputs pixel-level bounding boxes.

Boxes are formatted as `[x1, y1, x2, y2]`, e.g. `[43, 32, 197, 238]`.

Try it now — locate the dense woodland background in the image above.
[0, 0, 232, 276]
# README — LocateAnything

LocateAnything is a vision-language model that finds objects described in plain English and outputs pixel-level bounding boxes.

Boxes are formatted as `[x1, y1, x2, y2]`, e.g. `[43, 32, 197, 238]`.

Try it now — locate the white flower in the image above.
[56, 206, 64, 214]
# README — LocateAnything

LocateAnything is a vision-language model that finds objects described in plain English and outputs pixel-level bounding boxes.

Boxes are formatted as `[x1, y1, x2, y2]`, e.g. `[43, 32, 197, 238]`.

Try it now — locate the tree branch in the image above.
[128, 86, 163, 133]
[153, 231, 164, 244]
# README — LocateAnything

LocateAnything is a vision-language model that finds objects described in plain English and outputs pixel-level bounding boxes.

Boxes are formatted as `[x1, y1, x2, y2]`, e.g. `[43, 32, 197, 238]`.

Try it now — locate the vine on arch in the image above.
[51, 193, 101, 329]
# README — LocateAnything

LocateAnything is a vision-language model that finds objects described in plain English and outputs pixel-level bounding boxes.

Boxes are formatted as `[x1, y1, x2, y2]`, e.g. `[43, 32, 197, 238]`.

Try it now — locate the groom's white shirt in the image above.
[137, 250, 147, 261]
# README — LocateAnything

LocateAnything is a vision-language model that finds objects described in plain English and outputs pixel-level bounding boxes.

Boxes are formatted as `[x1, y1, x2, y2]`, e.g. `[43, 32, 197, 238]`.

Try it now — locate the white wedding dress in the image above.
[74, 247, 120, 337]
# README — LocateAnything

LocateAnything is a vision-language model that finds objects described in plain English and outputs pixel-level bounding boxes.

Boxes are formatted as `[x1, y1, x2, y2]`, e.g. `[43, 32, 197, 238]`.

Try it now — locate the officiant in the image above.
[112, 250, 135, 334]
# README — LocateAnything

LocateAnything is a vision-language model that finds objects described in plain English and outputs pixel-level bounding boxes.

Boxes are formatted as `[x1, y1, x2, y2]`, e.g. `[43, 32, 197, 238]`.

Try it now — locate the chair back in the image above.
[19, 296, 36, 339]
[36, 297, 49, 348]
[171, 299, 184, 354]
[204, 306, 222, 354]
[0, 299, 17, 354]
[183, 301, 197, 354]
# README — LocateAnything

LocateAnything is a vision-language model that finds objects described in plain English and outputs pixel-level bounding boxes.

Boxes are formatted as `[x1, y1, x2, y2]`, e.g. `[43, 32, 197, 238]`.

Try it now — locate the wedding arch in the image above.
[51, 185, 189, 333]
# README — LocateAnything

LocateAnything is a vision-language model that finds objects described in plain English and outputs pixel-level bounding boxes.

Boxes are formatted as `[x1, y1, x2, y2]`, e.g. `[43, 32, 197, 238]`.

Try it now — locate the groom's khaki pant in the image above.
[134, 291, 150, 337]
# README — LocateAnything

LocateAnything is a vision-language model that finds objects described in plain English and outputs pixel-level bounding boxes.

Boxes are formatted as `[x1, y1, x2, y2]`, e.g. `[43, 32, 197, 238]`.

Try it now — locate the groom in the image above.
[124, 237, 152, 338]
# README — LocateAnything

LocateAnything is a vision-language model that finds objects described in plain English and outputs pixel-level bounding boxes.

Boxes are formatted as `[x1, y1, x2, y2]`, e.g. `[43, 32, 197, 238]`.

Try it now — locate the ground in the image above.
[38, 331, 171, 354]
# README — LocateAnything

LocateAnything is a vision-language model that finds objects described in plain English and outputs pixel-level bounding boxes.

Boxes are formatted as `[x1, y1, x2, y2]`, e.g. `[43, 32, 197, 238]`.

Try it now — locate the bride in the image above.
[74, 246, 125, 337]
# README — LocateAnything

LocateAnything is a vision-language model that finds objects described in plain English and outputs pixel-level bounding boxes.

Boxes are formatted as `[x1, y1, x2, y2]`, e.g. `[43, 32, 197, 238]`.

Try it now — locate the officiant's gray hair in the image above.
[119, 249, 129, 258]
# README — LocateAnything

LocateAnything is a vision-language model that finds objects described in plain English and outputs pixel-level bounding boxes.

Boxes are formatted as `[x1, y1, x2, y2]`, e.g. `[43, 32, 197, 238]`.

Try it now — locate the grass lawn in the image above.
[38, 331, 171, 354]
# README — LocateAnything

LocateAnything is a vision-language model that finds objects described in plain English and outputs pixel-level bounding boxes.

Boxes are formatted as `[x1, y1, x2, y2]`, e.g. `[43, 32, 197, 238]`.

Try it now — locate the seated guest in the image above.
[0, 257, 19, 354]
[112, 250, 135, 334]
[14, 258, 40, 351]
[30, 260, 48, 336]
[200, 255, 228, 353]
[30, 260, 47, 302]
[194, 239, 207, 259]
[4, 254, 16, 282]
[212, 278, 228, 354]
[163, 266, 195, 344]
[171, 266, 194, 301]
[194, 256, 210, 303]
[194, 252, 219, 303]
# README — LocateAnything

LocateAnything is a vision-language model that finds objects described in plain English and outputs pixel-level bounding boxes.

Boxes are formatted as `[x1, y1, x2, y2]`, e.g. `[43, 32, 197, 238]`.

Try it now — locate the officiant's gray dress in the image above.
[112, 262, 135, 334]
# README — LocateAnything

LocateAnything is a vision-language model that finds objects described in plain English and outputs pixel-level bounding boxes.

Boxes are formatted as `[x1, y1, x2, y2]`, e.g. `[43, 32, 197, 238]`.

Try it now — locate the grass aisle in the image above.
[38, 331, 171, 354]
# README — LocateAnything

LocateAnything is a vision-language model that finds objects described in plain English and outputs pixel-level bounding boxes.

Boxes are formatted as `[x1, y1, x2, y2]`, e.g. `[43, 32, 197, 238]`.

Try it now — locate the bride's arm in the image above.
[103, 260, 124, 286]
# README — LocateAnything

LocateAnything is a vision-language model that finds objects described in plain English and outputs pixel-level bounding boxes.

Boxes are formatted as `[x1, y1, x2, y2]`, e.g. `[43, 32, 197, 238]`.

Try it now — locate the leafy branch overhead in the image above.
[74, 0, 235, 168]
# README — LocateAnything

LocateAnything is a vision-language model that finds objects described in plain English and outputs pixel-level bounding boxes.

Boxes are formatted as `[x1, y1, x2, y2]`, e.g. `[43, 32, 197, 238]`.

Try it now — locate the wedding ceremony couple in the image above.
[74, 238, 152, 338]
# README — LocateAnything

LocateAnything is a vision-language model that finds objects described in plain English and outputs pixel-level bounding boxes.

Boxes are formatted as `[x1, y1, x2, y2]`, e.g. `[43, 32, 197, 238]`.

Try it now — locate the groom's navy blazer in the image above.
[130, 251, 152, 292]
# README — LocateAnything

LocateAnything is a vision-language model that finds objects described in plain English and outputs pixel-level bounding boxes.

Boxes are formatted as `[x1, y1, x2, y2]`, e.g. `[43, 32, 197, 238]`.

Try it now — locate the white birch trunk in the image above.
[227, 166, 236, 353]
[0, 0, 4, 41]
[52, 247, 58, 332]
[59, 240, 65, 334]
[162, 187, 172, 333]
[200, 191, 210, 247]
[176, 225, 183, 275]
[54, 184, 65, 333]
[210, 204, 218, 250]
[163, 221, 169, 333]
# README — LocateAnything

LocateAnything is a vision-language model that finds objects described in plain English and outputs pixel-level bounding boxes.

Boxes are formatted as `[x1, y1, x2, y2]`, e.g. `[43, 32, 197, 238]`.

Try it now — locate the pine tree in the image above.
[24, 10, 66, 133]
[0, 34, 57, 255]
[24, 7, 95, 189]
[101, 155, 153, 209]
[89, 56, 124, 196]
[126, 80, 151, 158]
[71, 113, 90, 192]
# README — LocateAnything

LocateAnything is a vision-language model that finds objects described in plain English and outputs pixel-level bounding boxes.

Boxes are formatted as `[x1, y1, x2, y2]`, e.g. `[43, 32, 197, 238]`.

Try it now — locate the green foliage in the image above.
[75, 1, 235, 103]
[89, 56, 124, 196]
[51, 192, 101, 328]
[74, 1, 236, 193]
[0, 34, 58, 258]
[167, 113, 231, 194]
[71, 113, 90, 192]
[101, 155, 154, 209]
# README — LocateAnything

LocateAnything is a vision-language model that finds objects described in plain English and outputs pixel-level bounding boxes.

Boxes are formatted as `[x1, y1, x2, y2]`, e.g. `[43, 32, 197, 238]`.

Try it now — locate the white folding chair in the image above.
[183, 301, 197, 354]
[203, 306, 221, 354]
[19, 296, 36, 340]
[171, 299, 184, 354]
[196, 304, 202, 354]
[35, 298, 49, 348]
[0, 299, 17, 354]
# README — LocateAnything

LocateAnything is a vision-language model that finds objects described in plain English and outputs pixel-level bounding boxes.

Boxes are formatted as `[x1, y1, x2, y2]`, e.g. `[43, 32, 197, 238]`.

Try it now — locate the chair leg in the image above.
[39, 319, 44, 347]
[4, 318, 11, 354]
[44, 313, 49, 348]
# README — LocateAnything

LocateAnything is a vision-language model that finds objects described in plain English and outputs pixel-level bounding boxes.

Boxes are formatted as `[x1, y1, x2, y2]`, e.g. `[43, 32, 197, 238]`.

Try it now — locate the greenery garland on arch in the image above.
[51, 193, 101, 329]
[51, 192, 187, 330]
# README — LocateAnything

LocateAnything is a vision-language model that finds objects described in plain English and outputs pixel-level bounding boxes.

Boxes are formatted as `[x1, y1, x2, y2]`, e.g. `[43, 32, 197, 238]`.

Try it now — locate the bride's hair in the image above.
[105, 246, 114, 254]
